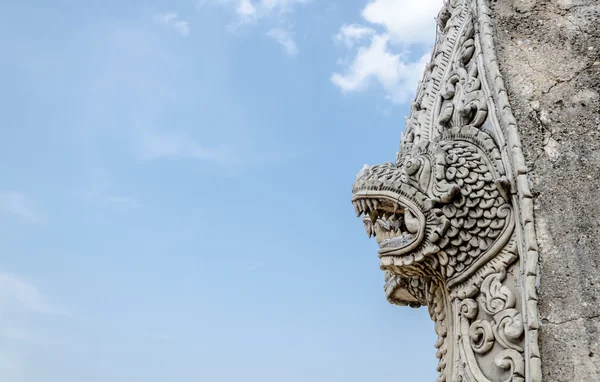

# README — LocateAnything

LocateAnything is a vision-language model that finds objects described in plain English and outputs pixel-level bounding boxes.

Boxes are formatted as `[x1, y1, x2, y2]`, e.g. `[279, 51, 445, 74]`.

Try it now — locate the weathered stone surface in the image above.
[538, 318, 600, 380]
[489, 0, 600, 379]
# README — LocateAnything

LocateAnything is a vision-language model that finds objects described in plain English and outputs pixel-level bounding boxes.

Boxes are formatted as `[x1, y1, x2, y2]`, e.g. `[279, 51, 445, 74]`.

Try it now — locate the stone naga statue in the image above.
[351, 0, 541, 381]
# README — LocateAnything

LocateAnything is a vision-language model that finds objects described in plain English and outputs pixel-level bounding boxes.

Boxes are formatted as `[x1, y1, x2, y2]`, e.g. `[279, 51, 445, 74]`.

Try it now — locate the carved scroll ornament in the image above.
[350, 0, 541, 381]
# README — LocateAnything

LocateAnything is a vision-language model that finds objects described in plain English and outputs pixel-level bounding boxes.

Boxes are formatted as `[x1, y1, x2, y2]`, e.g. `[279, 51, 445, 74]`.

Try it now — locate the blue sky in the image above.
[0, 0, 443, 380]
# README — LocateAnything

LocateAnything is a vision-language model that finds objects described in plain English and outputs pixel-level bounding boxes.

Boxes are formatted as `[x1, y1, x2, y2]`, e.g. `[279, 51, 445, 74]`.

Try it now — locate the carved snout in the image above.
[384, 271, 426, 308]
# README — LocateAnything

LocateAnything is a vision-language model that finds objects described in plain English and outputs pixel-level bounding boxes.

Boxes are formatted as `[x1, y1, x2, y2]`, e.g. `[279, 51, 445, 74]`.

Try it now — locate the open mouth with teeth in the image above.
[352, 193, 426, 257]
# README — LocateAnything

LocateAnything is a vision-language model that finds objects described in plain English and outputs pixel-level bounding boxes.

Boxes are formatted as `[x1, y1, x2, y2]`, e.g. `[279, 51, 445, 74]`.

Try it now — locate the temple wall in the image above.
[489, 0, 600, 380]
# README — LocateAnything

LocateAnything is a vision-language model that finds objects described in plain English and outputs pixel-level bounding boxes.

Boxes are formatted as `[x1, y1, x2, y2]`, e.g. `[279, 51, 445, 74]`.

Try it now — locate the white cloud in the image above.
[332, 36, 430, 104]
[173, 21, 191, 36]
[362, 0, 441, 45]
[334, 24, 375, 49]
[267, 28, 298, 56]
[0, 191, 39, 222]
[332, 0, 443, 104]
[154, 12, 190, 36]
[236, 0, 256, 16]
[260, 0, 279, 8]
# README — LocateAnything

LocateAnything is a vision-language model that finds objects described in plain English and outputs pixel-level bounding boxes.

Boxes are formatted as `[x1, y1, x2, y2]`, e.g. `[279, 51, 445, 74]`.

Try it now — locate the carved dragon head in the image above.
[352, 126, 514, 291]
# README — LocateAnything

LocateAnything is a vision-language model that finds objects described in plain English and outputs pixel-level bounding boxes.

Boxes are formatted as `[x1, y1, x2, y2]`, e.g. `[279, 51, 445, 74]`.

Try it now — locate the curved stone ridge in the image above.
[350, 0, 541, 380]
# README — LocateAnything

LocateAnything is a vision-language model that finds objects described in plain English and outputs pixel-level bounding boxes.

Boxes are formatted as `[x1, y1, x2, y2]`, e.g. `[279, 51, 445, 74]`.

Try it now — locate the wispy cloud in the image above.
[215, 0, 312, 48]
[148, 332, 173, 342]
[0, 191, 39, 222]
[154, 12, 191, 36]
[0, 271, 64, 316]
[0, 271, 68, 380]
[104, 196, 141, 209]
[332, 0, 443, 104]
[86, 191, 140, 211]
[267, 28, 298, 56]
[131, 126, 305, 170]
[224, 0, 311, 19]
[135, 126, 235, 163]
[0, 350, 24, 381]
[0, 327, 31, 342]
[247, 261, 264, 271]
[85, 169, 141, 211]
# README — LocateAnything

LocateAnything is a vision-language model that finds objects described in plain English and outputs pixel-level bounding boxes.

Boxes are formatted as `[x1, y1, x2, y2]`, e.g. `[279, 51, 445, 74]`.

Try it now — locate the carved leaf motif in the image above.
[478, 270, 516, 315]
[493, 308, 524, 352]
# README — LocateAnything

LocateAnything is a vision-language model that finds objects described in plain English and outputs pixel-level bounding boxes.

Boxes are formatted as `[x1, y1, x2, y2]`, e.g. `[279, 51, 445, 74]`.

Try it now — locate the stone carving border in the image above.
[475, 0, 542, 379]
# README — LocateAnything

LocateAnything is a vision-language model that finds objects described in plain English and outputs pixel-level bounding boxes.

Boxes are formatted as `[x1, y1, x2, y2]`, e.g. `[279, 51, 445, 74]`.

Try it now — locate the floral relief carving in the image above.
[457, 271, 526, 381]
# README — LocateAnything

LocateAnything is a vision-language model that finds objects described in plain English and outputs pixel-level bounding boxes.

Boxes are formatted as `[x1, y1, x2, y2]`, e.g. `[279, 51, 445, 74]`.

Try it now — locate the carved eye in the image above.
[400, 174, 408, 183]
[405, 159, 422, 175]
